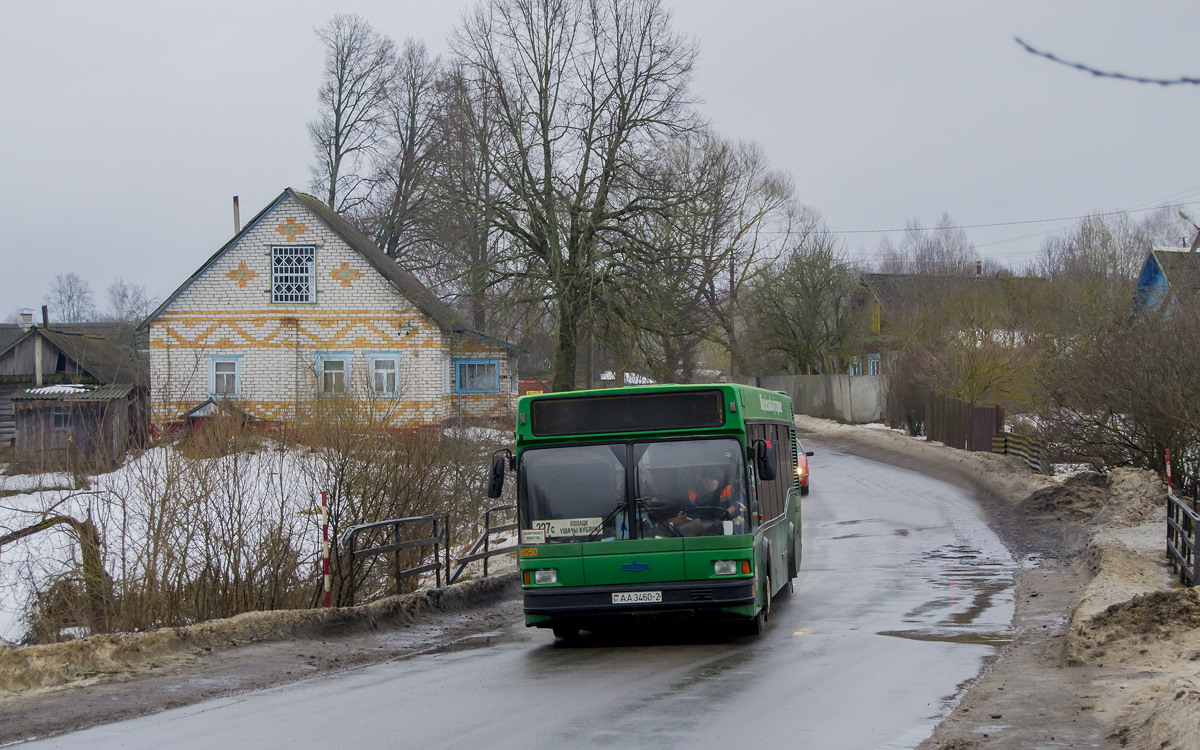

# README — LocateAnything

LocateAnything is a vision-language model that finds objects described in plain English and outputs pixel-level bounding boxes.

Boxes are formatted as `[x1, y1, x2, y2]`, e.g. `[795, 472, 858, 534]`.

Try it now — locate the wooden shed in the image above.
[0, 324, 145, 452]
[11, 384, 137, 471]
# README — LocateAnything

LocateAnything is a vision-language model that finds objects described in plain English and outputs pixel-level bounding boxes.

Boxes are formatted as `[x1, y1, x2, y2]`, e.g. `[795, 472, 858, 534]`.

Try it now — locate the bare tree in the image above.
[45, 273, 96, 323]
[423, 62, 505, 332]
[106, 278, 154, 323]
[685, 137, 798, 378]
[309, 14, 395, 213]
[745, 228, 863, 375]
[452, 0, 700, 391]
[876, 213, 989, 276]
[368, 38, 443, 258]
[1035, 208, 1185, 282]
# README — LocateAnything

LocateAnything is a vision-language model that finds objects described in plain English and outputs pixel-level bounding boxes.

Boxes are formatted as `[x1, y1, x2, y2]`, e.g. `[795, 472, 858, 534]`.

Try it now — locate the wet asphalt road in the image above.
[25, 443, 1017, 750]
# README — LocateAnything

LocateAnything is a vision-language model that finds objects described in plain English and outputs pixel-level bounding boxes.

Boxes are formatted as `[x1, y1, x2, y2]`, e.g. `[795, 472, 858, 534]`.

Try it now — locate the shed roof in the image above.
[0, 322, 130, 358]
[0, 326, 143, 385]
[0, 326, 24, 353]
[141, 188, 490, 341]
[1149, 248, 1200, 301]
[11, 383, 135, 401]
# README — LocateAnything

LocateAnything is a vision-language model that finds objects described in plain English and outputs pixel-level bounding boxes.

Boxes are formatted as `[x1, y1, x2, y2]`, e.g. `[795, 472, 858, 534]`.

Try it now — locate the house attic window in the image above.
[272, 246, 316, 303]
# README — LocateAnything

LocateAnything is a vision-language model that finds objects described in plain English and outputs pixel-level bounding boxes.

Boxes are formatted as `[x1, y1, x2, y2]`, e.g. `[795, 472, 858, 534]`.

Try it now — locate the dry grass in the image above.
[10, 397, 510, 644]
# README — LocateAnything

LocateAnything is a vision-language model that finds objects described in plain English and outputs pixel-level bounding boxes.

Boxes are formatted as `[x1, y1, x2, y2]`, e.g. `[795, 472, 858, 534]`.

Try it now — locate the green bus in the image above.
[486, 383, 809, 638]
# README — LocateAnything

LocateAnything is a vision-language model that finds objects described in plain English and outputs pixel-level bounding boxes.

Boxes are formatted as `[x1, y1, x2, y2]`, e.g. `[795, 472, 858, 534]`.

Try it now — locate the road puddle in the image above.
[877, 629, 1013, 646]
[403, 632, 521, 659]
[897, 543, 1016, 645]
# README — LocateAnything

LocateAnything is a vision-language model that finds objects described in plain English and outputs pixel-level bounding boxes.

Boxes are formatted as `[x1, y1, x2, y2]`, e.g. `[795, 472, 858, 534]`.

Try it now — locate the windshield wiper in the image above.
[584, 501, 628, 542]
[634, 497, 682, 537]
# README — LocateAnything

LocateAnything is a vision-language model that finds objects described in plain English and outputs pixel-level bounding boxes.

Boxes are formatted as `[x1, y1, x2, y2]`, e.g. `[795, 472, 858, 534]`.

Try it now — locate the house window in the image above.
[369, 353, 400, 396]
[272, 246, 316, 303]
[208, 356, 241, 398]
[850, 356, 863, 376]
[867, 353, 881, 376]
[318, 354, 348, 395]
[455, 359, 499, 393]
[52, 406, 71, 430]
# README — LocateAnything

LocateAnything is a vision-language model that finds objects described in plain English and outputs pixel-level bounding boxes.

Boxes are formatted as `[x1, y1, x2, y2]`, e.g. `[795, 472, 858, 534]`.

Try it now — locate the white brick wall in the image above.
[149, 195, 513, 426]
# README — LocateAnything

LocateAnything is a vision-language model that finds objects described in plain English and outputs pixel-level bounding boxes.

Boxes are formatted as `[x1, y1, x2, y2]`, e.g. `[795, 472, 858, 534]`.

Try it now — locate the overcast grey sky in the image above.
[3, 1, 1199, 318]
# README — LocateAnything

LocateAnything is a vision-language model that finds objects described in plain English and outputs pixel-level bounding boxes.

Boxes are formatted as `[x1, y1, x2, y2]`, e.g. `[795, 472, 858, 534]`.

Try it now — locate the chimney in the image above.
[233, 196, 241, 234]
[41, 305, 49, 327]
[976, 260, 982, 278]
[17, 308, 33, 329]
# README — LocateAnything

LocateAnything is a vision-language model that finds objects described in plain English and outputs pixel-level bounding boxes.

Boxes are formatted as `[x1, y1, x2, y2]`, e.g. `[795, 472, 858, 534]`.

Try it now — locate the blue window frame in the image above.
[207, 355, 242, 398]
[454, 359, 499, 393]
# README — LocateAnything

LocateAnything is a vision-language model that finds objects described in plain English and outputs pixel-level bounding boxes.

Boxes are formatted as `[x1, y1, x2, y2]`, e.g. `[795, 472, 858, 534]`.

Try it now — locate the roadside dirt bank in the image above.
[0, 573, 519, 744]
[796, 416, 1192, 750]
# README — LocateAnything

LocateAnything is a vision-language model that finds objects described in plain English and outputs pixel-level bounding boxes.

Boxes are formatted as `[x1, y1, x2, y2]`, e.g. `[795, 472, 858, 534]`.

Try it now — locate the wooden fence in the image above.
[925, 393, 1003, 452]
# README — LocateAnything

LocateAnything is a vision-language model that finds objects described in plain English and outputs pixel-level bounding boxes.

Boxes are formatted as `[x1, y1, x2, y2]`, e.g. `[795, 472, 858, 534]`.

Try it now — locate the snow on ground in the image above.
[1, 431, 501, 644]
[0, 445, 324, 643]
[0, 472, 76, 494]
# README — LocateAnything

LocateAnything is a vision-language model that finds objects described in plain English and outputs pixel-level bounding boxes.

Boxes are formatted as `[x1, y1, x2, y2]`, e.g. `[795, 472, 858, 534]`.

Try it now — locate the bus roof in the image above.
[514, 383, 794, 444]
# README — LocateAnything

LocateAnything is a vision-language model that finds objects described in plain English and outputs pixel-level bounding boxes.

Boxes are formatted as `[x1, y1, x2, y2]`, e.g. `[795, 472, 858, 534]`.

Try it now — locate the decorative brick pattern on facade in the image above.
[143, 189, 516, 427]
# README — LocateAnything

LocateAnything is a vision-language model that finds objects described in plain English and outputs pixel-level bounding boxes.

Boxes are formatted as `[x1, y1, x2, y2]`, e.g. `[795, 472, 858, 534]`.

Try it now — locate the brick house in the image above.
[141, 188, 517, 429]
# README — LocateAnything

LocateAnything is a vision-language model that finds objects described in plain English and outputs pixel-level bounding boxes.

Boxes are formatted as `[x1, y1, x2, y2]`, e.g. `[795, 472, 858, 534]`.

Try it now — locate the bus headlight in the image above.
[714, 560, 737, 576]
[534, 569, 558, 585]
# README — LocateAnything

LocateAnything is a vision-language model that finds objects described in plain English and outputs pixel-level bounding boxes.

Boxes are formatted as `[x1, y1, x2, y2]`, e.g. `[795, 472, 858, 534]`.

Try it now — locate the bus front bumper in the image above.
[523, 578, 755, 621]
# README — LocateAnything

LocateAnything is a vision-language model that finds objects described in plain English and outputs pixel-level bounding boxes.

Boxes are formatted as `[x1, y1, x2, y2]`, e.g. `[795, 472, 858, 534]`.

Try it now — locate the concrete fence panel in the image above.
[754, 375, 886, 424]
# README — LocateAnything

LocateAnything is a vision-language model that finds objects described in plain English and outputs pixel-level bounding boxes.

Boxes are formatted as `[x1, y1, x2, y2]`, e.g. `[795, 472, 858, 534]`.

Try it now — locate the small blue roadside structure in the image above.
[1134, 247, 1200, 311]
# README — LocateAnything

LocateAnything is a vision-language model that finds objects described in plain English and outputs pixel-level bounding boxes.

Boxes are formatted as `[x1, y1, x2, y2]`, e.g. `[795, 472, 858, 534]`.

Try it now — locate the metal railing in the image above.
[1168, 493, 1198, 587]
[449, 504, 517, 584]
[992, 432, 1052, 475]
[340, 515, 449, 606]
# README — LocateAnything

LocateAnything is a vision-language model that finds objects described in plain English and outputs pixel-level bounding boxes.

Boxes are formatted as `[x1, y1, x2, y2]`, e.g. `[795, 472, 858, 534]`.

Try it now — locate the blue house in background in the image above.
[1134, 247, 1200, 311]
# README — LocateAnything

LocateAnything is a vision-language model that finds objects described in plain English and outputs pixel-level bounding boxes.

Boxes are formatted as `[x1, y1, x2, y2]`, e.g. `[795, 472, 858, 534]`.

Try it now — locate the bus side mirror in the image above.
[754, 439, 777, 481]
[484, 451, 508, 496]
[805, 451, 814, 457]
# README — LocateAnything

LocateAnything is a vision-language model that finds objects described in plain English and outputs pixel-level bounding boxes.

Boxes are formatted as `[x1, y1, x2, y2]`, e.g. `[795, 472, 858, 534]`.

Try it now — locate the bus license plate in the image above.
[612, 591, 661, 604]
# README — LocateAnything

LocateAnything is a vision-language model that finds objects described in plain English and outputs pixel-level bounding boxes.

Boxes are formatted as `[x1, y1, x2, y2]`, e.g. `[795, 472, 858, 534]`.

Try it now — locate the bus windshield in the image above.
[635, 439, 747, 538]
[519, 438, 747, 543]
[520, 444, 628, 542]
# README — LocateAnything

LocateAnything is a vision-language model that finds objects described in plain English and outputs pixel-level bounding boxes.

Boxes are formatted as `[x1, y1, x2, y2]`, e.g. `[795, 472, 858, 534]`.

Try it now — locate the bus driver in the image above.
[667, 468, 746, 535]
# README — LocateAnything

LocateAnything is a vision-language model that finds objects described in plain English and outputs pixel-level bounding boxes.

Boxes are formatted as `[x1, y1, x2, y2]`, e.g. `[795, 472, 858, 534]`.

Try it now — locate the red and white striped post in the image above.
[1165, 449, 1173, 494]
[321, 491, 331, 608]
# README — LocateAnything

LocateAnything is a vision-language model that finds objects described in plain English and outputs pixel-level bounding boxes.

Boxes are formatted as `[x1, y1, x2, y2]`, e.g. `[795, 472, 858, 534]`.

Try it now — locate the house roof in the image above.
[0, 325, 143, 385]
[860, 272, 1044, 314]
[38, 329, 142, 384]
[140, 188, 482, 339]
[0, 322, 127, 357]
[11, 383, 135, 401]
[0, 326, 24, 353]
[1149, 248, 1200, 301]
